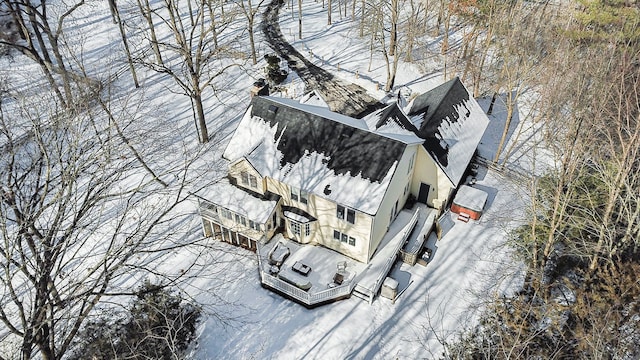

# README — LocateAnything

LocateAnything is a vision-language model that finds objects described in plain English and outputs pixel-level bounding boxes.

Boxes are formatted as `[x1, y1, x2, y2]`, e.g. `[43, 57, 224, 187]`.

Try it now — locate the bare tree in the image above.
[134, 0, 165, 65]
[403, 0, 426, 62]
[388, 0, 398, 57]
[143, 0, 241, 143]
[235, 0, 267, 65]
[298, 0, 303, 39]
[0, 80, 214, 359]
[0, 0, 90, 107]
[109, 0, 140, 88]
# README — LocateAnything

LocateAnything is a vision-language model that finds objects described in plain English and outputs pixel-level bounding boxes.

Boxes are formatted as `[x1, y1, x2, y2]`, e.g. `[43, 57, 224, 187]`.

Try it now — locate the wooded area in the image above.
[1, 0, 639, 358]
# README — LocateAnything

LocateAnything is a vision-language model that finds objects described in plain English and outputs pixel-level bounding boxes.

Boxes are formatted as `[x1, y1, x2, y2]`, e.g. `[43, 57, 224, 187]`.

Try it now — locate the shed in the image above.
[451, 185, 488, 221]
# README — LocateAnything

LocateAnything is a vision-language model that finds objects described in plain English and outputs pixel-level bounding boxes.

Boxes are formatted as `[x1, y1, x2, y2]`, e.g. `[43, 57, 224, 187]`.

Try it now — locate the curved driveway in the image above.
[261, 0, 383, 118]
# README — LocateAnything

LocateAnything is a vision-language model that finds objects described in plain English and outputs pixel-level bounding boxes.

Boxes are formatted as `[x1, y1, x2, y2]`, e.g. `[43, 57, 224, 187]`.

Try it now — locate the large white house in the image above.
[197, 77, 489, 264]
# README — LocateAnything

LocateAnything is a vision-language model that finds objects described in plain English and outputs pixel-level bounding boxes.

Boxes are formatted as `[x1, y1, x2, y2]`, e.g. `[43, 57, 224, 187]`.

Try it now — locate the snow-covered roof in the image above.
[452, 185, 488, 212]
[406, 78, 490, 186]
[221, 79, 488, 214]
[283, 211, 313, 223]
[298, 90, 329, 108]
[362, 103, 424, 145]
[195, 179, 278, 224]
[223, 96, 408, 215]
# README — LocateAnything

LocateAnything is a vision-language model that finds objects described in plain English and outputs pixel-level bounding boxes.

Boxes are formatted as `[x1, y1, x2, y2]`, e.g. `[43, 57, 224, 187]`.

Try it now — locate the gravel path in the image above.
[261, 0, 383, 118]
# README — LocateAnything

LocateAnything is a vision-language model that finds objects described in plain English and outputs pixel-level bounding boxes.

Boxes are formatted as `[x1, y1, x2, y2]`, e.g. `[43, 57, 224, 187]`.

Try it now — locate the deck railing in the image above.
[259, 270, 355, 306]
[256, 241, 356, 306]
[199, 207, 218, 220]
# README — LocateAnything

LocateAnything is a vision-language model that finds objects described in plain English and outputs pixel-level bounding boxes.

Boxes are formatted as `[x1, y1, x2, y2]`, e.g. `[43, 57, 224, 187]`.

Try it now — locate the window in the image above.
[240, 216, 246, 226]
[249, 220, 260, 231]
[337, 205, 356, 224]
[290, 220, 309, 237]
[408, 153, 415, 174]
[404, 183, 409, 195]
[290, 187, 308, 205]
[333, 230, 356, 247]
[222, 209, 232, 220]
[241, 171, 258, 188]
[290, 221, 301, 236]
[346, 209, 355, 224]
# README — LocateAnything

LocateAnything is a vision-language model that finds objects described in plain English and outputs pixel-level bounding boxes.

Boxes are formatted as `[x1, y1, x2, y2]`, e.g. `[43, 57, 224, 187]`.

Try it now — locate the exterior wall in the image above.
[265, 177, 373, 263]
[369, 145, 419, 261]
[411, 146, 454, 211]
[199, 199, 277, 244]
[228, 158, 265, 195]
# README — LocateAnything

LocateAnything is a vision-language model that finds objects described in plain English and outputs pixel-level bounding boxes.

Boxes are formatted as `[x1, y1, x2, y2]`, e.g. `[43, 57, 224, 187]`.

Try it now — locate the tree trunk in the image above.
[114, 5, 140, 88]
[389, 0, 398, 57]
[298, 0, 303, 39]
[108, 0, 118, 23]
[473, 27, 493, 97]
[138, 0, 164, 65]
[386, 52, 398, 92]
[194, 93, 209, 143]
[351, 0, 356, 20]
[206, 0, 219, 49]
[462, 27, 479, 80]
[327, 0, 332, 24]
[249, 24, 257, 64]
[493, 91, 514, 162]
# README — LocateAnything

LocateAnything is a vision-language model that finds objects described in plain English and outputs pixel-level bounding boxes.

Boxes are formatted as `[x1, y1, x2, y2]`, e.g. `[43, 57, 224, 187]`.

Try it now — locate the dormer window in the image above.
[240, 171, 258, 189]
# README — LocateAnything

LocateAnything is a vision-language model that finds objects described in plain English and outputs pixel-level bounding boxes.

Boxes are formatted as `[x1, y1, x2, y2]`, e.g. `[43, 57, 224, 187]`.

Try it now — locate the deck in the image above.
[256, 205, 438, 306]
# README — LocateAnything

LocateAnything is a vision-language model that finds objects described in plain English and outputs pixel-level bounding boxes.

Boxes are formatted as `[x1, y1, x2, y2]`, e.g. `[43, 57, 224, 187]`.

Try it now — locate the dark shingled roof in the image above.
[375, 102, 419, 132]
[250, 96, 406, 183]
[408, 77, 471, 168]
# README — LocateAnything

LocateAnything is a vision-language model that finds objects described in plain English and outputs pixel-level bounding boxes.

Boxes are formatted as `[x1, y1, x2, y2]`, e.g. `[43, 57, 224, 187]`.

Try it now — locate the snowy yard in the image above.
[191, 168, 526, 359]
[0, 0, 537, 357]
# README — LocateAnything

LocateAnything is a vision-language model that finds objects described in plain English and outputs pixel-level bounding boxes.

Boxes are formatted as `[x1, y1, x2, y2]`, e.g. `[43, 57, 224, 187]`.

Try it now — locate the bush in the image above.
[263, 54, 288, 85]
[71, 281, 201, 360]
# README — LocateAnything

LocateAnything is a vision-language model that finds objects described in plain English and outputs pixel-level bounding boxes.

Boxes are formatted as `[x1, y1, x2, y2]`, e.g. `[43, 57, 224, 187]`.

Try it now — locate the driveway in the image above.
[261, 0, 383, 118]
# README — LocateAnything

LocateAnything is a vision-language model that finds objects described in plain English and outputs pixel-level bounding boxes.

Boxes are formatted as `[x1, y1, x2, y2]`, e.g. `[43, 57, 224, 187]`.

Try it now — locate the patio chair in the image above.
[337, 261, 347, 273]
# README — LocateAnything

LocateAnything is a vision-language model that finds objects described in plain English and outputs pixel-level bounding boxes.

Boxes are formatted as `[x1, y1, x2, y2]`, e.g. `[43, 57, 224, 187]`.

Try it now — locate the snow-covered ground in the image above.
[190, 168, 526, 359]
[0, 0, 541, 358]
